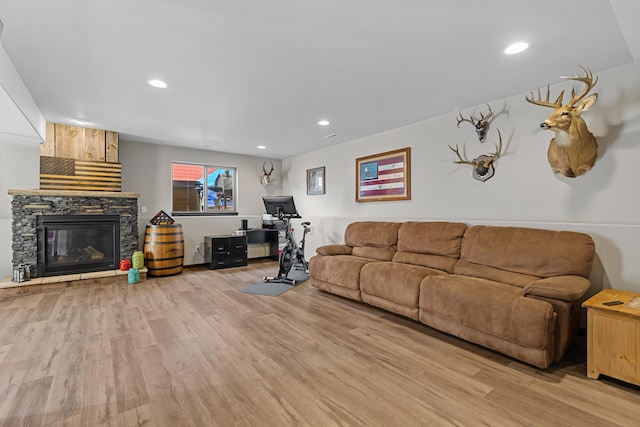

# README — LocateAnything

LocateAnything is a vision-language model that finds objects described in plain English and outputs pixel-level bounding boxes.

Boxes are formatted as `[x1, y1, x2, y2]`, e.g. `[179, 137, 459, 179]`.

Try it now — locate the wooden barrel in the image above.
[143, 224, 184, 276]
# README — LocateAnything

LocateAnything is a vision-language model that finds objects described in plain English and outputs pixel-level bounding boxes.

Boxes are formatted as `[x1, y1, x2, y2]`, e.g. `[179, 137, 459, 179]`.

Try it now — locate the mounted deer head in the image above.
[456, 103, 493, 142]
[526, 66, 598, 178]
[449, 129, 503, 182]
[260, 161, 274, 186]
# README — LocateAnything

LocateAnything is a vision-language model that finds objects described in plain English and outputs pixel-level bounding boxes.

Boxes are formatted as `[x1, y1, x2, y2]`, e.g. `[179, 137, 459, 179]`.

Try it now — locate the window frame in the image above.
[171, 161, 238, 216]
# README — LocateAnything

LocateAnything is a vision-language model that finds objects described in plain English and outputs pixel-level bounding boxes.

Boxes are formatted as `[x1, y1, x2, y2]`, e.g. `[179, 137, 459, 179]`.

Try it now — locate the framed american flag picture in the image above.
[355, 147, 411, 202]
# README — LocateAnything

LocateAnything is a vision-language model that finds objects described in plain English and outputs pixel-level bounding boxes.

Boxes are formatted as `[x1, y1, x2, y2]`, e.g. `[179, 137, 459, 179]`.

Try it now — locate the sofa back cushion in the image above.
[393, 222, 468, 273]
[345, 221, 401, 261]
[456, 226, 595, 286]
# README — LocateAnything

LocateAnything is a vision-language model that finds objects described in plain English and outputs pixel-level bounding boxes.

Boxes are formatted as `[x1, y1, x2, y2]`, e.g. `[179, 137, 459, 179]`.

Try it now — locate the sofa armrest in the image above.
[523, 276, 591, 303]
[316, 244, 353, 256]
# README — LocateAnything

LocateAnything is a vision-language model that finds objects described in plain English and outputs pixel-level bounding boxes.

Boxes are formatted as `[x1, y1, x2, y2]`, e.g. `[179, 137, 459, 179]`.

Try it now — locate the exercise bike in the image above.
[263, 209, 311, 286]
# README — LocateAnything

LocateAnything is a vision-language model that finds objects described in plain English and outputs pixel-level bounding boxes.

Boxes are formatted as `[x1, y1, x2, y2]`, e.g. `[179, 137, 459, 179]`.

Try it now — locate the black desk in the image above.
[246, 228, 280, 260]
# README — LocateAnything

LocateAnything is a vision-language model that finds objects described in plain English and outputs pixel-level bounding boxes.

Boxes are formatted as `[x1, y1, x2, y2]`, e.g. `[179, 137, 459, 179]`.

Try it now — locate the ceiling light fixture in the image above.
[318, 120, 330, 126]
[257, 145, 266, 150]
[148, 79, 168, 88]
[504, 42, 529, 55]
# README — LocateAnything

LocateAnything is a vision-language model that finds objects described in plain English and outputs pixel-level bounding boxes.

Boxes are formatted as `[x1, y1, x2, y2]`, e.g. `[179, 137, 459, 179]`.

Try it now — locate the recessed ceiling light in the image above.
[257, 145, 266, 150]
[504, 42, 529, 55]
[318, 120, 330, 126]
[148, 79, 168, 88]
[72, 118, 90, 125]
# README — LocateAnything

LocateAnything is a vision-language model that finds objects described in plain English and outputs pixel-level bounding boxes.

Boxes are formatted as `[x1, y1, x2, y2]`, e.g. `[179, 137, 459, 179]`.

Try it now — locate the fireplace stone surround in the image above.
[9, 189, 139, 279]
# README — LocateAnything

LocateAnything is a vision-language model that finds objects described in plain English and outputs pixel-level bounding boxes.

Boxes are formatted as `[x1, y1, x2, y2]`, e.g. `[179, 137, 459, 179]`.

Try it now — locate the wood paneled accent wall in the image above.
[40, 123, 121, 192]
[41, 123, 119, 162]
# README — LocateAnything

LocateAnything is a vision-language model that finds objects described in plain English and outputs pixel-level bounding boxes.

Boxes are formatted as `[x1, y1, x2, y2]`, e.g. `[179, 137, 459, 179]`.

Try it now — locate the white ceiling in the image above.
[0, 0, 638, 159]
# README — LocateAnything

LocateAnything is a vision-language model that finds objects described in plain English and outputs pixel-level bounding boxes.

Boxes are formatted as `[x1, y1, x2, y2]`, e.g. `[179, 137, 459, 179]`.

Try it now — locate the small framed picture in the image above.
[306, 166, 325, 195]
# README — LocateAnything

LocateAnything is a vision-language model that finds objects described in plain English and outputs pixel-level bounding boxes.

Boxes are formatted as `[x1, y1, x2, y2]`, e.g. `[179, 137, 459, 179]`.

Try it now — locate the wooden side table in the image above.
[582, 289, 640, 386]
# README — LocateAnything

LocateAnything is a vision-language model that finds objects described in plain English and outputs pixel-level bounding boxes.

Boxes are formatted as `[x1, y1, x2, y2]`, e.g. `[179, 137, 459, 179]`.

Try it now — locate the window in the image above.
[171, 162, 237, 214]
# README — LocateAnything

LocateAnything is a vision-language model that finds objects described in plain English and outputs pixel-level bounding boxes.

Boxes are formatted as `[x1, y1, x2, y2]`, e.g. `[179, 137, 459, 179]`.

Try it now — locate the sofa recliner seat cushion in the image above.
[419, 274, 557, 350]
[393, 221, 467, 273]
[345, 221, 401, 260]
[360, 262, 448, 320]
[308, 221, 401, 301]
[455, 226, 595, 282]
[452, 225, 594, 363]
[309, 255, 374, 298]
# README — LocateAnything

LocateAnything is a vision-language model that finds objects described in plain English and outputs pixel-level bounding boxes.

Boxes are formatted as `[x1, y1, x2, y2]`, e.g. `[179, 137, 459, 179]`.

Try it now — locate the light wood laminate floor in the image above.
[0, 259, 638, 426]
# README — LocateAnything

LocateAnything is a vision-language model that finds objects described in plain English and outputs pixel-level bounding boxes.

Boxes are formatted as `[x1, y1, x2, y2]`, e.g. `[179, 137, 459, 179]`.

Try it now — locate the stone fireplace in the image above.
[3, 124, 143, 287]
[9, 189, 139, 278]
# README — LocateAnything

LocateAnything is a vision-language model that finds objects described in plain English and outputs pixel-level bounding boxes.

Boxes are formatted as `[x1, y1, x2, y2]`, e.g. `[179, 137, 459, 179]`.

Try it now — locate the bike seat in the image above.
[301, 221, 310, 226]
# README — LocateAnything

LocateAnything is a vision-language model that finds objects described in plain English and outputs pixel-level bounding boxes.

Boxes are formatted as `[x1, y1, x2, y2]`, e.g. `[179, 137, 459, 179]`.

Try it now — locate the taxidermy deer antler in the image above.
[525, 65, 598, 178]
[456, 103, 493, 142]
[449, 129, 503, 182]
[261, 161, 274, 185]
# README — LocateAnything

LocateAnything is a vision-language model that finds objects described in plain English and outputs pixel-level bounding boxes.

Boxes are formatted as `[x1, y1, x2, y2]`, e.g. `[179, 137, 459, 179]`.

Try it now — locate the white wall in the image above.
[283, 62, 640, 296]
[0, 44, 47, 144]
[0, 141, 40, 278]
[119, 141, 283, 265]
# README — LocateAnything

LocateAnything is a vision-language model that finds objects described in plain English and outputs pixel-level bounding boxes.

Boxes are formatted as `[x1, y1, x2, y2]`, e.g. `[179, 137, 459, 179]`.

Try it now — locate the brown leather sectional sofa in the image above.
[308, 221, 596, 368]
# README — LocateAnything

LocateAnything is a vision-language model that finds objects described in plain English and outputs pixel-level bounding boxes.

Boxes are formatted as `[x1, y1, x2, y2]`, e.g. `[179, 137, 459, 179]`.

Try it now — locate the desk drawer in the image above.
[210, 254, 230, 269]
[229, 236, 247, 252]
[210, 239, 229, 252]
[230, 254, 248, 267]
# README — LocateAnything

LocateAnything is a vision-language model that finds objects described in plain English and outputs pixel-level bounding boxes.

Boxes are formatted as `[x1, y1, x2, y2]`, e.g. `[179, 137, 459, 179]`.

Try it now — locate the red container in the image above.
[119, 259, 132, 271]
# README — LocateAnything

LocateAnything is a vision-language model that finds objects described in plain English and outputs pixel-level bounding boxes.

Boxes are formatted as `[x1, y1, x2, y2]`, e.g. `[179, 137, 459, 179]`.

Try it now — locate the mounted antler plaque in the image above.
[261, 161, 274, 186]
[449, 129, 503, 182]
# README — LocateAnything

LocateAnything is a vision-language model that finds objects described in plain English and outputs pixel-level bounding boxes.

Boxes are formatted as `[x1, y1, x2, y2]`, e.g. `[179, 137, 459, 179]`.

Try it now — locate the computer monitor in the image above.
[262, 195, 301, 218]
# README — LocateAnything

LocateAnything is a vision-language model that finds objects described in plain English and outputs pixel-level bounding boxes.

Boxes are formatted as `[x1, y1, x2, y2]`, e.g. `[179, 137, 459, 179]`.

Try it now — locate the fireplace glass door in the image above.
[37, 215, 120, 277]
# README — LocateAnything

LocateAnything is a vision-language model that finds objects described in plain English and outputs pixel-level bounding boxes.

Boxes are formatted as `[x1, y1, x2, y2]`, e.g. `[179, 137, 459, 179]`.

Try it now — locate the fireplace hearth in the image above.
[37, 215, 120, 277]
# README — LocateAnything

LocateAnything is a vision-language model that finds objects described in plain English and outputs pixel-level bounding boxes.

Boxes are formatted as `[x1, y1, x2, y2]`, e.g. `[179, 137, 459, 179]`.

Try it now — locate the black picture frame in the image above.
[306, 166, 325, 195]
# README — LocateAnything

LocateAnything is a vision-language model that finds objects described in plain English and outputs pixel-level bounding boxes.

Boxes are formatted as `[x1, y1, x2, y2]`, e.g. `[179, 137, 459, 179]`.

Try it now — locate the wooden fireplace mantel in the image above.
[8, 189, 140, 198]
